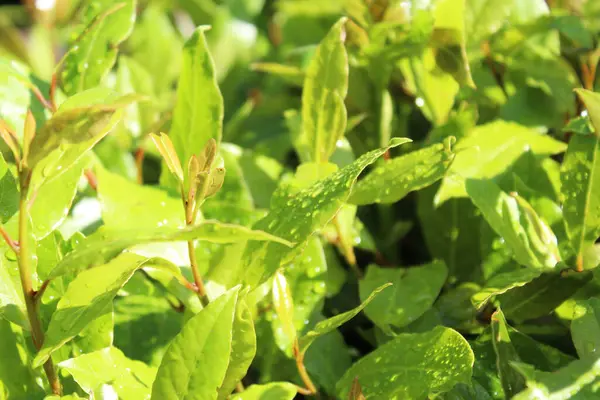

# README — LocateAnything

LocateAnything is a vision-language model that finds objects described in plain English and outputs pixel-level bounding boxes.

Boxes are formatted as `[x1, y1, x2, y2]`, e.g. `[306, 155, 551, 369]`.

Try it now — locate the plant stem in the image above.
[293, 340, 317, 395]
[16, 178, 61, 395]
[0, 225, 19, 253]
[182, 179, 211, 307]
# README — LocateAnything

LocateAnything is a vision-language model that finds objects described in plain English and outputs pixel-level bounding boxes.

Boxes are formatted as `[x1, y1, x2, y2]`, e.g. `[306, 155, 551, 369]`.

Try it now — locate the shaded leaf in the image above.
[571, 297, 600, 358]
[298, 283, 391, 354]
[359, 261, 447, 331]
[491, 308, 526, 397]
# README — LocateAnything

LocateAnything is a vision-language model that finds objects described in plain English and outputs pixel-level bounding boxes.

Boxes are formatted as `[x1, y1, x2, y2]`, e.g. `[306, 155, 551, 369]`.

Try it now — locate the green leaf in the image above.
[33, 253, 181, 367]
[437, 121, 567, 204]
[512, 357, 600, 399]
[0, 251, 27, 329]
[151, 287, 240, 400]
[300, 18, 348, 164]
[60, 0, 137, 95]
[97, 166, 183, 230]
[350, 138, 455, 205]
[491, 308, 526, 397]
[48, 221, 292, 280]
[0, 57, 49, 137]
[0, 152, 18, 224]
[27, 89, 134, 172]
[58, 347, 155, 399]
[359, 261, 447, 331]
[497, 270, 592, 323]
[466, 178, 560, 270]
[0, 318, 43, 398]
[432, 0, 475, 87]
[242, 138, 411, 287]
[336, 326, 474, 399]
[298, 283, 391, 354]
[230, 383, 297, 400]
[571, 297, 600, 358]
[128, 5, 182, 93]
[163, 26, 223, 189]
[218, 297, 256, 399]
[29, 155, 89, 239]
[472, 268, 543, 308]
[561, 89, 600, 271]
[418, 184, 484, 282]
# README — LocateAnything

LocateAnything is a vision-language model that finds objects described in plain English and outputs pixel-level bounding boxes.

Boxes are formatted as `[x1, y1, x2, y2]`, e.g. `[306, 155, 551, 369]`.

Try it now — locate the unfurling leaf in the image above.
[150, 132, 184, 183]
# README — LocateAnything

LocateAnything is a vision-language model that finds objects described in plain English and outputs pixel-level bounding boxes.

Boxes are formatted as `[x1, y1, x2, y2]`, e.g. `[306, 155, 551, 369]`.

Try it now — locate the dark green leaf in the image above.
[298, 283, 390, 354]
[491, 308, 526, 397]
[359, 261, 447, 331]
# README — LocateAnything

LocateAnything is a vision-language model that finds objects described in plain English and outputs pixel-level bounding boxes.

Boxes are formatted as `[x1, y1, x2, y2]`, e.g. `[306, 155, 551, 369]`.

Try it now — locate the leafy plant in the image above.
[1, 0, 600, 399]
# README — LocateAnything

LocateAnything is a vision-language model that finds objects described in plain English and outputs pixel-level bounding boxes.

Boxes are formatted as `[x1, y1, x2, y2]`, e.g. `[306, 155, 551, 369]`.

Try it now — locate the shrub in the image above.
[1, 0, 600, 399]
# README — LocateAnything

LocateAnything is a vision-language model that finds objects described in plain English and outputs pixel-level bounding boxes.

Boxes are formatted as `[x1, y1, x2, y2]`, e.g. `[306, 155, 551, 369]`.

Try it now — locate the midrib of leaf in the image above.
[576, 135, 599, 258]
[77, 21, 103, 93]
[502, 278, 553, 315]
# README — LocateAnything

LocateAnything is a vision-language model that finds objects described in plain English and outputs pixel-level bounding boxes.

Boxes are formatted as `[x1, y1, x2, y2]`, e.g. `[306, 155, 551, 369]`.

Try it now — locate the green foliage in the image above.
[1, 0, 600, 398]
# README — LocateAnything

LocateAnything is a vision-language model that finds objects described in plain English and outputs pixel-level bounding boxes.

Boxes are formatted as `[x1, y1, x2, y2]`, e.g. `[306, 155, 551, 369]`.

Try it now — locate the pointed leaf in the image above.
[60, 0, 136, 95]
[360, 261, 447, 331]
[491, 308, 526, 397]
[512, 358, 600, 399]
[218, 297, 257, 399]
[151, 287, 240, 400]
[336, 326, 474, 399]
[242, 138, 411, 287]
[48, 221, 293, 280]
[561, 89, 600, 271]
[298, 283, 391, 354]
[164, 26, 223, 188]
[437, 121, 566, 203]
[300, 18, 348, 163]
[150, 133, 184, 183]
[33, 253, 180, 367]
[350, 139, 455, 205]
[466, 178, 560, 270]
